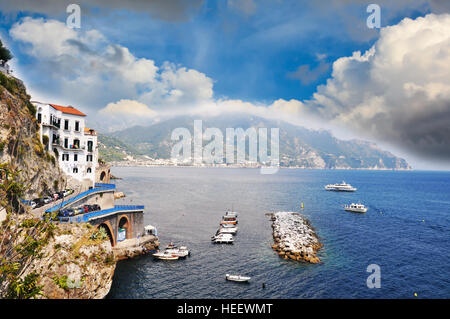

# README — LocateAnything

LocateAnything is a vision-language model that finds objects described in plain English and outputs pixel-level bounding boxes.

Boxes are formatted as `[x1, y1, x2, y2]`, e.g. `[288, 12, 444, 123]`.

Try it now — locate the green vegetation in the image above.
[90, 227, 108, 241]
[6, 272, 42, 299]
[52, 274, 69, 290]
[0, 71, 19, 94]
[98, 133, 142, 162]
[42, 135, 49, 146]
[0, 40, 13, 62]
[104, 252, 115, 265]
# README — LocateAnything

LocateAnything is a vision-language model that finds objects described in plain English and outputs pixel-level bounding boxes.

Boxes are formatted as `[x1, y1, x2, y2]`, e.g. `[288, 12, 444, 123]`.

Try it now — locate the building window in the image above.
[37, 113, 42, 123]
[73, 167, 78, 173]
[86, 155, 93, 162]
[75, 121, 80, 132]
[72, 139, 80, 149]
[64, 119, 69, 130]
[62, 154, 69, 161]
[64, 138, 68, 149]
[74, 154, 78, 162]
[87, 168, 92, 173]
[87, 140, 93, 152]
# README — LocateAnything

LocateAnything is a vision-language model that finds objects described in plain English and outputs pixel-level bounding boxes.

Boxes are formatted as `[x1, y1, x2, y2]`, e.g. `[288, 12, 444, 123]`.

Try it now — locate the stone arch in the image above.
[118, 215, 131, 241]
[98, 221, 115, 247]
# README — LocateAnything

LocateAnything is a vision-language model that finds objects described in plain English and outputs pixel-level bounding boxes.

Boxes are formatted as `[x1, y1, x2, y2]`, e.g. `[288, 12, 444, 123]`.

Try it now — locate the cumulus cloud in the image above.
[9, 17, 214, 125]
[100, 99, 157, 117]
[304, 13, 450, 161]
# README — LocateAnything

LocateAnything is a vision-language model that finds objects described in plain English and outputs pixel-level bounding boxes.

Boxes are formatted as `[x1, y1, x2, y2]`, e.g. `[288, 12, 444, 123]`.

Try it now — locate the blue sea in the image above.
[106, 167, 450, 299]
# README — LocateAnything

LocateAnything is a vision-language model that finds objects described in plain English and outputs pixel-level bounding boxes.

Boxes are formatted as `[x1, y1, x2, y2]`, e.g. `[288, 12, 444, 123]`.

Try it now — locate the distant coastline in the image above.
[109, 160, 413, 171]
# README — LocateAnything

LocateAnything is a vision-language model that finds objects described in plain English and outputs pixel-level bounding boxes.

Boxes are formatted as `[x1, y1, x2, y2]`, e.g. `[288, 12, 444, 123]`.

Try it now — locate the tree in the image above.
[0, 40, 13, 63]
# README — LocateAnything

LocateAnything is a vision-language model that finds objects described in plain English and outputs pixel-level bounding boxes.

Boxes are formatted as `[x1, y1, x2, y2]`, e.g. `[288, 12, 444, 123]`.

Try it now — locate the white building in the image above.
[33, 102, 98, 187]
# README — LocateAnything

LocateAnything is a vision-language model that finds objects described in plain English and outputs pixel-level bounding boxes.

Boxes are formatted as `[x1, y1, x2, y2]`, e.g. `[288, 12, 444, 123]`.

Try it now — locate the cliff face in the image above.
[0, 72, 115, 299]
[0, 73, 65, 200]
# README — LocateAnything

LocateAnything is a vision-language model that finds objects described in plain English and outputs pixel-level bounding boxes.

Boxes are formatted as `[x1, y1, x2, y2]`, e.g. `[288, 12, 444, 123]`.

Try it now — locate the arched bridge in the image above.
[45, 183, 146, 247]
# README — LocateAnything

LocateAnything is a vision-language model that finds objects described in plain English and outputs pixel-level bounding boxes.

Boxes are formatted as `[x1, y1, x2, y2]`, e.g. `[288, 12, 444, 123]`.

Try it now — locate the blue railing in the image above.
[94, 183, 116, 189]
[57, 205, 145, 223]
[45, 185, 116, 213]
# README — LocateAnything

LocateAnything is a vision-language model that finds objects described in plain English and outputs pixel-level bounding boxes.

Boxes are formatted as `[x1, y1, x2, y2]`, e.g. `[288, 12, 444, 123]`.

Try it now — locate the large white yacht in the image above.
[325, 181, 357, 192]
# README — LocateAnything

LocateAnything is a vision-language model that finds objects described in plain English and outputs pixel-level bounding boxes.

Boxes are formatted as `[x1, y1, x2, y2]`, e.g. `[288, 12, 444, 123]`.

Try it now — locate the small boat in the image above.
[218, 226, 238, 234]
[225, 274, 251, 282]
[152, 250, 179, 260]
[166, 242, 177, 249]
[223, 211, 238, 219]
[220, 219, 238, 225]
[325, 181, 357, 192]
[344, 203, 368, 213]
[212, 233, 234, 244]
[166, 246, 190, 258]
[221, 223, 237, 228]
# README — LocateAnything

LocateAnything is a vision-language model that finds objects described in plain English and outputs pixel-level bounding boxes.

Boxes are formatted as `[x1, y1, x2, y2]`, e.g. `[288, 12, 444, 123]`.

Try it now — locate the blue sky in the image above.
[0, 0, 449, 169]
[0, 1, 432, 103]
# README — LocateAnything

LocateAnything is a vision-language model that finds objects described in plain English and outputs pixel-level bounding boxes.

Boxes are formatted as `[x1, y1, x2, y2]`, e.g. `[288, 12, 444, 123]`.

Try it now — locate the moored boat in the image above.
[212, 233, 234, 244]
[166, 246, 190, 258]
[225, 274, 251, 282]
[218, 226, 238, 234]
[220, 218, 238, 225]
[152, 250, 179, 260]
[223, 211, 238, 219]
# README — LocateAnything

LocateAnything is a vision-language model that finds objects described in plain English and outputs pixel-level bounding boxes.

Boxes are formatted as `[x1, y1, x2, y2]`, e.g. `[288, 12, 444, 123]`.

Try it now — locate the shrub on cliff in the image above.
[0, 40, 12, 63]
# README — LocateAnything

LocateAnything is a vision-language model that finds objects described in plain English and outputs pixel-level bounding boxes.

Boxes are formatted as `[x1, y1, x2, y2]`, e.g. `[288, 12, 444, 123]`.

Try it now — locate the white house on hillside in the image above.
[33, 101, 98, 188]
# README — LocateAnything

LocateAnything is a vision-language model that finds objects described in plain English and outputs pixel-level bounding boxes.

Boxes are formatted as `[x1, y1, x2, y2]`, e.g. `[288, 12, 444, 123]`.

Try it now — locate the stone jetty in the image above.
[270, 212, 322, 264]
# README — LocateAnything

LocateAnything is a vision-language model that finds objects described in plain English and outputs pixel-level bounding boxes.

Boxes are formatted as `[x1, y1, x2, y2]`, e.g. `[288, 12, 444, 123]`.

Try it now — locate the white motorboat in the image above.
[212, 233, 234, 244]
[325, 181, 357, 192]
[223, 211, 238, 219]
[225, 274, 251, 282]
[344, 203, 368, 213]
[166, 246, 190, 258]
[153, 250, 179, 260]
[221, 223, 237, 228]
[218, 226, 238, 234]
[220, 218, 238, 225]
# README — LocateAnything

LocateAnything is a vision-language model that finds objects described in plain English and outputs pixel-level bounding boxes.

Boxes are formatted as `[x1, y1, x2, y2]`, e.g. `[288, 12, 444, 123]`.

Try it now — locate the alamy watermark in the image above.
[170, 120, 279, 174]
[366, 4, 381, 29]
[66, 4, 81, 29]
[366, 264, 381, 288]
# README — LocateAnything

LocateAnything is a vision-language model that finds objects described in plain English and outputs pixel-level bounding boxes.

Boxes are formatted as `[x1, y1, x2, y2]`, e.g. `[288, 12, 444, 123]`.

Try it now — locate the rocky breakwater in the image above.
[113, 235, 159, 261]
[270, 212, 322, 264]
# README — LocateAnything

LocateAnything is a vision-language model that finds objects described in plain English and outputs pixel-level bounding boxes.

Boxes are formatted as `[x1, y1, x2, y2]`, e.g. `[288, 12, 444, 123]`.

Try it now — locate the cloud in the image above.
[303, 13, 450, 161]
[0, 0, 204, 21]
[9, 17, 213, 110]
[288, 62, 330, 85]
[100, 99, 157, 117]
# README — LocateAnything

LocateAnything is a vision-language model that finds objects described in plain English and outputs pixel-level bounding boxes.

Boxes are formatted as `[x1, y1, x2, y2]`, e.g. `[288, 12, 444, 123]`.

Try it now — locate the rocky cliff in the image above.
[0, 72, 115, 299]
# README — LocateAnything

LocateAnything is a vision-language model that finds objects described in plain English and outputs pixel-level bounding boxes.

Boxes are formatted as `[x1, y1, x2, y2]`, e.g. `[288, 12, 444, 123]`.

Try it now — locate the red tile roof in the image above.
[50, 104, 86, 116]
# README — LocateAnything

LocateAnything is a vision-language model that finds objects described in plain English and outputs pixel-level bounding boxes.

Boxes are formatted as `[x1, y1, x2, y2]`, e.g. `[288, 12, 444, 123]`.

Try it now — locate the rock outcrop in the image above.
[270, 212, 322, 264]
[10, 220, 115, 299]
[0, 72, 116, 299]
[113, 235, 159, 261]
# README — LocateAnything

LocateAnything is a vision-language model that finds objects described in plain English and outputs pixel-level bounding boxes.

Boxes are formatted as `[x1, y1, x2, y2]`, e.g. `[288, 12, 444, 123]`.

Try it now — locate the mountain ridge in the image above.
[98, 115, 411, 170]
